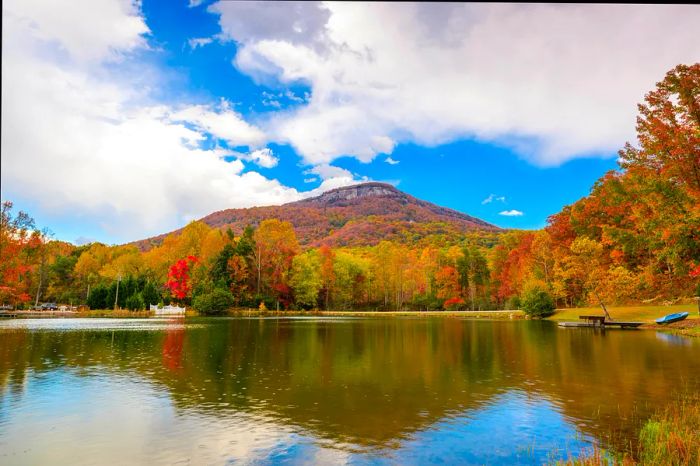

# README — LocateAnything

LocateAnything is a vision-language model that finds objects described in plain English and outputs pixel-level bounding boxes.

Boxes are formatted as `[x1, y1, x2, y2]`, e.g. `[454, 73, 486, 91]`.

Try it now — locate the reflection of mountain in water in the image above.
[1, 319, 699, 454]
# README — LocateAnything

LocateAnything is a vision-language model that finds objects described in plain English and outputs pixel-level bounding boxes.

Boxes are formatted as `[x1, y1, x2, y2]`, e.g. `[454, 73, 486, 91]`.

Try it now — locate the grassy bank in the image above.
[6, 308, 525, 319]
[548, 304, 698, 323]
[558, 393, 700, 465]
[19, 305, 700, 327]
[221, 309, 526, 319]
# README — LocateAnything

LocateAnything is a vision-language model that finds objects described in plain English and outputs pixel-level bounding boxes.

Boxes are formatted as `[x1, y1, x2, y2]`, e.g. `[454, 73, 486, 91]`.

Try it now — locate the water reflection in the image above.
[0, 318, 699, 465]
[655, 331, 693, 346]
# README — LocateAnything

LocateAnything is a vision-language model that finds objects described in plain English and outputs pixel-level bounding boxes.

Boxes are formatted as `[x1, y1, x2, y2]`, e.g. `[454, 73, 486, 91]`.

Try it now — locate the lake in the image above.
[1, 317, 699, 465]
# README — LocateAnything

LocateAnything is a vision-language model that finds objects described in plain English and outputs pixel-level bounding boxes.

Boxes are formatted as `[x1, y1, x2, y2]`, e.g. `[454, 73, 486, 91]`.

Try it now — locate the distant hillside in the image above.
[133, 182, 500, 250]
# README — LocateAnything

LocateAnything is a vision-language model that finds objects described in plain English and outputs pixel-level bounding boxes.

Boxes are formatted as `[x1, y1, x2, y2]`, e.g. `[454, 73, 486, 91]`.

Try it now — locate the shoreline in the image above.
[4, 306, 700, 337]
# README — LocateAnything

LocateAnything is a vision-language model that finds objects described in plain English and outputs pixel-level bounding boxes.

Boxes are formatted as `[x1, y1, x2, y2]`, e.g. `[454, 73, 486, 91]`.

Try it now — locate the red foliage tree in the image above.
[166, 256, 198, 300]
[690, 263, 700, 278]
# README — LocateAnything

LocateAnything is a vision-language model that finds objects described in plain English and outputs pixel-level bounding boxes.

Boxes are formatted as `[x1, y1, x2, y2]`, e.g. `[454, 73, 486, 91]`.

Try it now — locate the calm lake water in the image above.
[1, 317, 699, 465]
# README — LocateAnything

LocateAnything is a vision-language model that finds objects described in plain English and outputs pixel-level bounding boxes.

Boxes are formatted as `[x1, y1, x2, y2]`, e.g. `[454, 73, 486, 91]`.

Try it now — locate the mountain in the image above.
[134, 182, 500, 250]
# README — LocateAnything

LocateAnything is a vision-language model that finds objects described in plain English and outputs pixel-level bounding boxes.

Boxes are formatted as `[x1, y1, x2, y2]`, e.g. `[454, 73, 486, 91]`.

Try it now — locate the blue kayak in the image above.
[655, 312, 689, 324]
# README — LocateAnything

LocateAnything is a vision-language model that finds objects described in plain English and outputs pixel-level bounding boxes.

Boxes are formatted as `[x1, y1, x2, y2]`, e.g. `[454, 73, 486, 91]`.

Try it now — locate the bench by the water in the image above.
[579, 315, 606, 326]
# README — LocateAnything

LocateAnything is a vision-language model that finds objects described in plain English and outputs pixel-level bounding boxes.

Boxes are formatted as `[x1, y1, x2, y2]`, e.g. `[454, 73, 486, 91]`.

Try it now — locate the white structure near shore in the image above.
[150, 304, 186, 316]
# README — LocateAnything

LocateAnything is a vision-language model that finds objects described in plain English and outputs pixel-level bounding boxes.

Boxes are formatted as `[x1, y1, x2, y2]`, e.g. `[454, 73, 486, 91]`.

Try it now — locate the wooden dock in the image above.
[558, 315, 643, 329]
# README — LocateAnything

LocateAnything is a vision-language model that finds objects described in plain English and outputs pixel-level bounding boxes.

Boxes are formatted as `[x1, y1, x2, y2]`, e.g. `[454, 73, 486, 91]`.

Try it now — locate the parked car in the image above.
[0, 304, 13, 311]
[40, 303, 58, 310]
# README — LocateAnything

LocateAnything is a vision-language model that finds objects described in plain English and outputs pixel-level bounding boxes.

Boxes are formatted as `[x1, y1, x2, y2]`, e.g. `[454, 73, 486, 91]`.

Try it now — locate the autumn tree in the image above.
[166, 256, 198, 302]
[332, 251, 368, 310]
[319, 244, 335, 309]
[290, 250, 322, 308]
[30, 228, 54, 307]
[435, 265, 460, 307]
[253, 219, 300, 308]
[0, 201, 36, 305]
[457, 245, 489, 310]
[619, 63, 700, 201]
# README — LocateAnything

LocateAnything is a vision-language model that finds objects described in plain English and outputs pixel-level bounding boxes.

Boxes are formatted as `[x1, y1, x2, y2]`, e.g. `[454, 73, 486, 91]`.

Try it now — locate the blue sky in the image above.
[3, 1, 698, 244]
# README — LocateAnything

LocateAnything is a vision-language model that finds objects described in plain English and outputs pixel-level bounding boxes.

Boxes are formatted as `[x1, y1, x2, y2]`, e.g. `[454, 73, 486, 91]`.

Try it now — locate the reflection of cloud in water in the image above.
[3, 318, 700, 464]
[0, 369, 341, 464]
[365, 390, 594, 465]
[655, 331, 692, 346]
[0, 368, 591, 465]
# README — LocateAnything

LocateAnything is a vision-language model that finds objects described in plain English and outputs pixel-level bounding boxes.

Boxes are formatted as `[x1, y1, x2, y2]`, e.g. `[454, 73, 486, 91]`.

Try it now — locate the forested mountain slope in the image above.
[134, 182, 499, 250]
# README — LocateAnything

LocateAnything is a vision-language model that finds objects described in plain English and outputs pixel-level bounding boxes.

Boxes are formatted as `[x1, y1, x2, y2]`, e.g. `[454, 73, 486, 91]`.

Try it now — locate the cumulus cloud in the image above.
[170, 102, 266, 148]
[305, 164, 356, 181]
[482, 194, 506, 204]
[499, 210, 524, 217]
[4, 0, 149, 63]
[209, 1, 330, 48]
[384, 157, 399, 165]
[0, 0, 319, 242]
[248, 148, 279, 168]
[210, 2, 700, 166]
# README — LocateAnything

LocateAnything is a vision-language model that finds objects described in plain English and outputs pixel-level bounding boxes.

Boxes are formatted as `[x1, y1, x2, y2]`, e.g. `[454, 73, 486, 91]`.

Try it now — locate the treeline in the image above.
[0, 209, 500, 312]
[1, 64, 698, 313]
[493, 64, 700, 307]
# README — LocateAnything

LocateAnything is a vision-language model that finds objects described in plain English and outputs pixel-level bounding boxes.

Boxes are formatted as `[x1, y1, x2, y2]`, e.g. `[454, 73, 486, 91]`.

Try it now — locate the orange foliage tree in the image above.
[253, 219, 300, 307]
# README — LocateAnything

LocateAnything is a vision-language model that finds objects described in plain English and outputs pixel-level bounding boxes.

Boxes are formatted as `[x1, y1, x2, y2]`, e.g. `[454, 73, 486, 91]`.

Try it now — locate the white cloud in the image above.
[4, 0, 149, 63]
[0, 0, 312, 242]
[248, 148, 279, 168]
[284, 90, 304, 103]
[499, 210, 524, 217]
[170, 102, 266, 148]
[482, 194, 506, 204]
[297, 164, 365, 195]
[188, 0, 205, 7]
[209, 2, 700, 166]
[188, 37, 213, 49]
[1, 59, 301, 240]
[209, 1, 330, 48]
[305, 164, 354, 181]
[384, 157, 399, 165]
[74, 236, 98, 246]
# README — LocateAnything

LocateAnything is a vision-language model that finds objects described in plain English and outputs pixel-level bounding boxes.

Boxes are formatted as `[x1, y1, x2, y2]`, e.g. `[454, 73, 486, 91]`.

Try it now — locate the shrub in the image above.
[520, 282, 555, 317]
[410, 294, 443, 311]
[87, 284, 109, 310]
[125, 293, 145, 311]
[443, 297, 465, 311]
[193, 288, 234, 315]
[141, 282, 160, 308]
[505, 295, 521, 311]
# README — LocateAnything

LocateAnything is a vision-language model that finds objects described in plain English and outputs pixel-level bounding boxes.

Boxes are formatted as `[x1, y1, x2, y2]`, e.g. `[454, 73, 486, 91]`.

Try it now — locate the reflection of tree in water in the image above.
[162, 326, 185, 372]
[1, 319, 699, 456]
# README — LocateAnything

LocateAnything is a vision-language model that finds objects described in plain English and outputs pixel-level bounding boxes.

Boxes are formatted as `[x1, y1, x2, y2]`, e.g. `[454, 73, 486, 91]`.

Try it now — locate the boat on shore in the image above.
[655, 312, 689, 325]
